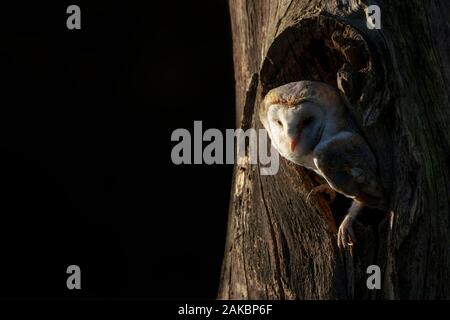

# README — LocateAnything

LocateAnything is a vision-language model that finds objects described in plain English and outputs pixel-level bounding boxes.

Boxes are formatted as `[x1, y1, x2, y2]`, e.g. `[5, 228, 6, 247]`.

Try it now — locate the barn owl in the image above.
[260, 81, 386, 249]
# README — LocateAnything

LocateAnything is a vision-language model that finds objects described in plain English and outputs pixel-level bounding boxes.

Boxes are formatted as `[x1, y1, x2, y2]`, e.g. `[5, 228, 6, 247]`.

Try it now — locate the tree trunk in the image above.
[219, 0, 450, 299]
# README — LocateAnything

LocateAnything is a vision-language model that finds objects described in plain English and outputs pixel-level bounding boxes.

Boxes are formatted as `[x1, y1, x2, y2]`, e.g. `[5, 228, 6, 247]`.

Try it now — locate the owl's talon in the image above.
[306, 183, 336, 203]
[337, 216, 356, 250]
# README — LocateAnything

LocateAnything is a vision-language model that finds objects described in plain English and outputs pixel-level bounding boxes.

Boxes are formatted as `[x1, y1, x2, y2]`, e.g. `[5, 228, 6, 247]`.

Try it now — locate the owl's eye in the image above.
[302, 117, 313, 126]
[276, 120, 283, 127]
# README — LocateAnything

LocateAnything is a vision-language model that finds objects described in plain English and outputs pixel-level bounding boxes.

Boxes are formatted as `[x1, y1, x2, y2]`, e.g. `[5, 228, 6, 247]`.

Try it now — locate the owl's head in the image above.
[260, 81, 342, 164]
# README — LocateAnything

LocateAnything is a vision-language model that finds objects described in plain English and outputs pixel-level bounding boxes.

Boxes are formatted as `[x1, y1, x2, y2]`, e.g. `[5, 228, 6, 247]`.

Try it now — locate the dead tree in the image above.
[219, 0, 450, 299]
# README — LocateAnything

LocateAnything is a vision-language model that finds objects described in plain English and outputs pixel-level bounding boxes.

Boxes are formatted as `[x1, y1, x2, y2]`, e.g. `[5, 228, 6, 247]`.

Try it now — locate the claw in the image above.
[337, 215, 356, 249]
[337, 200, 365, 249]
[306, 183, 336, 203]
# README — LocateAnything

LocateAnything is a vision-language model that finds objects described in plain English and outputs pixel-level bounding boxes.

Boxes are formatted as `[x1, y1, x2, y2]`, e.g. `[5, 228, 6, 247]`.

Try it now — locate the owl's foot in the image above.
[337, 200, 365, 249]
[337, 215, 356, 249]
[306, 183, 336, 203]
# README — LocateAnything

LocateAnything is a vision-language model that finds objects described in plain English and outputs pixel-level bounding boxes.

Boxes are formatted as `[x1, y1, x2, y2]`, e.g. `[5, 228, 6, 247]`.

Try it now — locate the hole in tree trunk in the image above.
[328, 194, 386, 229]
[328, 193, 352, 227]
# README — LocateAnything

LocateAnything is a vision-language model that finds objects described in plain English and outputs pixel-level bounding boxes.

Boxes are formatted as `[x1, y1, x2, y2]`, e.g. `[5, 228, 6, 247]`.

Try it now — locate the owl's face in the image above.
[266, 101, 324, 164]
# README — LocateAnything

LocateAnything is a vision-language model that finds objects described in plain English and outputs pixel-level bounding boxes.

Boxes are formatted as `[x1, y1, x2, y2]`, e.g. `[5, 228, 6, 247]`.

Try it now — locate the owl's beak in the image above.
[289, 127, 302, 152]
[290, 138, 298, 152]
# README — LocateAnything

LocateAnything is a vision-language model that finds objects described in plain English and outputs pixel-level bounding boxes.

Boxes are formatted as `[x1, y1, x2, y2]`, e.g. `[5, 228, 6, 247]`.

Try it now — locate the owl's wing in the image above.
[313, 131, 380, 200]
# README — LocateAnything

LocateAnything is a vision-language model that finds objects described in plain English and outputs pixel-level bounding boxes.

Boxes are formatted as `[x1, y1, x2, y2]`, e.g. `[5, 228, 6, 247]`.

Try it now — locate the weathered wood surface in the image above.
[219, 0, 450, 299]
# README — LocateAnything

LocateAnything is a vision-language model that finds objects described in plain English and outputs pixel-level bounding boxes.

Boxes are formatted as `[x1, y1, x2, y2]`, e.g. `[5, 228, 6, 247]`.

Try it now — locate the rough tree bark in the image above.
[219, 0, 450, 299]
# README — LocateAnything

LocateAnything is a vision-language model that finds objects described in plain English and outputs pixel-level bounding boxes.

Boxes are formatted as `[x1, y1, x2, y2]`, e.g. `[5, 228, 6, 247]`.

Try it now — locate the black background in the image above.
[0, 1, 234, 299]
